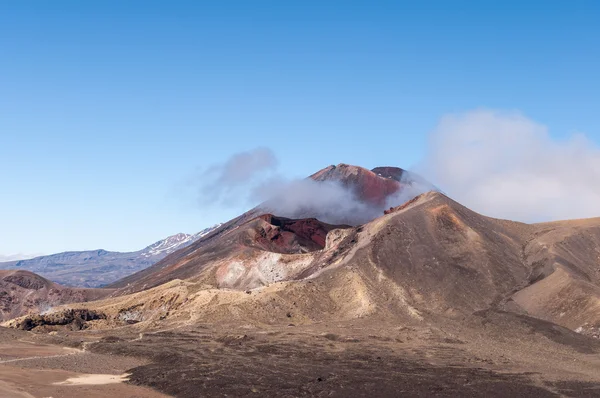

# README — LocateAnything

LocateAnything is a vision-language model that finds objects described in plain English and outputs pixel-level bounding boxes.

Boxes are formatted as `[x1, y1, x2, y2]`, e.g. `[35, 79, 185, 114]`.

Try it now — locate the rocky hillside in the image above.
[0, 270, 110, 322]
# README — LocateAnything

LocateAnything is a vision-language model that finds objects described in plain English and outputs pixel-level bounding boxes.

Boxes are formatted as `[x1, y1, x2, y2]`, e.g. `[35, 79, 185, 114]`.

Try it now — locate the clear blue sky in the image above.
[1, 1, 599, 256]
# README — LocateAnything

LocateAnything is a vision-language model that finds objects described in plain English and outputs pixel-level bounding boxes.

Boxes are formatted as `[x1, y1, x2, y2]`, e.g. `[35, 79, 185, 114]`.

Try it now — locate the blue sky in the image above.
[1, 1, 599, 256]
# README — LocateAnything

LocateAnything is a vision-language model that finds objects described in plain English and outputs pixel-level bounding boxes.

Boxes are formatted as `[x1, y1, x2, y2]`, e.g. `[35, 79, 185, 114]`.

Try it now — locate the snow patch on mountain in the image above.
[141, 233, 193, 258]
[141, 224, 223, 258]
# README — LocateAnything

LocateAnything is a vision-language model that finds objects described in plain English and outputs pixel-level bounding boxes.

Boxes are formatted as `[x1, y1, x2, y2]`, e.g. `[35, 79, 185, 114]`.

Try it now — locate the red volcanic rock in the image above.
[254, 214, 349, 254]
[310, 164, 403, 206]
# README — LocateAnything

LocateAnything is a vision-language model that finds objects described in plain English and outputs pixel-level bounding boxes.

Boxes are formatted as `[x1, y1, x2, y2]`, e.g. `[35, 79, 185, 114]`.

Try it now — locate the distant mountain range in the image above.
[0, 225, 221, 288]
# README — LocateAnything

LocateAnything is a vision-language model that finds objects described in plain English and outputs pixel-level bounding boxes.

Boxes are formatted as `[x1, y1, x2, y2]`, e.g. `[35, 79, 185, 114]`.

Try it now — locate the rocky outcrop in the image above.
[13, 308, 106, 331]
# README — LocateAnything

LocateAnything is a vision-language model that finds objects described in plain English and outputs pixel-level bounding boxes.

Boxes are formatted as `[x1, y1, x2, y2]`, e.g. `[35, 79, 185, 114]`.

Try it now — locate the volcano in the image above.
[2, 164, 600, 397]
[108, 164, 430, 293]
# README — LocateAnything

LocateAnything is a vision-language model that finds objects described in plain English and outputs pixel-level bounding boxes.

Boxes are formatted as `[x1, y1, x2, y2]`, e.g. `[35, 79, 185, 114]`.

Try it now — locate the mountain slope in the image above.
[512, 218, 600, 337]
[0, 225, 221, 288]
[110, 214, 352, 294]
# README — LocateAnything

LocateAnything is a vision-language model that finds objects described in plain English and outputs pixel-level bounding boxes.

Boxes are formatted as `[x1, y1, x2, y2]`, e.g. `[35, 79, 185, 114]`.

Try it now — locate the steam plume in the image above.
[253, 169, 434, 225]
[198, 149, 433, 225]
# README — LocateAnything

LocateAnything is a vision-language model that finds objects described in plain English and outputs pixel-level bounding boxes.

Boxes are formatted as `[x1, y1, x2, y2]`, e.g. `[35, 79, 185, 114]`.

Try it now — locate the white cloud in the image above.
[418, 109, 600, 222]
[209, 147, 278, 184]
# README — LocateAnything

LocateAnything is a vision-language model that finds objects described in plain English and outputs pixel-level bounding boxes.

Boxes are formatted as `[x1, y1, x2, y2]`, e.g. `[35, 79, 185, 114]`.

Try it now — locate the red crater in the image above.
[252, 214, 350, 254]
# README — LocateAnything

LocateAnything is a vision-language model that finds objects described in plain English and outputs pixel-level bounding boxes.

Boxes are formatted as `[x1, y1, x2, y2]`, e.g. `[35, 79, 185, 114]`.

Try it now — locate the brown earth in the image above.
[2, 313, 600, 397]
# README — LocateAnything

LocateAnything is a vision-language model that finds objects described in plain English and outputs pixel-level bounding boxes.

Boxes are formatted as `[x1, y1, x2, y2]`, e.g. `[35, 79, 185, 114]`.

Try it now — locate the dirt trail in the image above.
[0, 349, 81, 364]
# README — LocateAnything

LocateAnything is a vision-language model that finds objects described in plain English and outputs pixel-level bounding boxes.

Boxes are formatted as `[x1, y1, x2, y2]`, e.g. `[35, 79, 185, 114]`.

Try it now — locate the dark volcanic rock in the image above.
[15, 308, 106, 331]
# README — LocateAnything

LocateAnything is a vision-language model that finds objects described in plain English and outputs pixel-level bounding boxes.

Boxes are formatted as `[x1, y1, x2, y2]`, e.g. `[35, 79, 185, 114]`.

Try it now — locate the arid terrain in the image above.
[2, 165, 600, 397]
